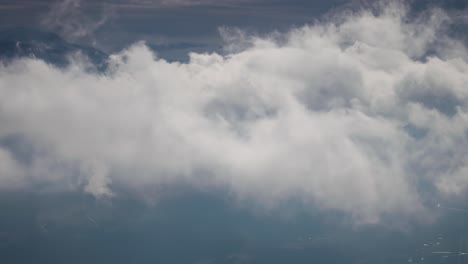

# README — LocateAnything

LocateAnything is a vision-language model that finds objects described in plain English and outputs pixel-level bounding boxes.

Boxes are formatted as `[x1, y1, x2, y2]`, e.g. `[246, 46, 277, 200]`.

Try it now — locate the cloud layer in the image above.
[1, 3, 468, 223]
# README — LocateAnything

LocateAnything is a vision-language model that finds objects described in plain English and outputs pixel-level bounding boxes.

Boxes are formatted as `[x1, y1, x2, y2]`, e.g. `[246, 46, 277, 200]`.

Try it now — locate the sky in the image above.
[0, 0, 348, 52]
[1, 0, 468, 263]
[1, 0, 466, 54]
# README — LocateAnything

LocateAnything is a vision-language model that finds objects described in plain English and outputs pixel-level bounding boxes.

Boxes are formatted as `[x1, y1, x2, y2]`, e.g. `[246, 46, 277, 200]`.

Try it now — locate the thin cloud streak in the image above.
[40, 0, 111, 40]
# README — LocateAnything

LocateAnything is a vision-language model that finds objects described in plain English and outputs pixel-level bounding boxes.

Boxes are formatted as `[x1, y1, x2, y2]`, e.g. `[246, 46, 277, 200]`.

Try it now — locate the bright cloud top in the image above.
[1, 3, 467, 223]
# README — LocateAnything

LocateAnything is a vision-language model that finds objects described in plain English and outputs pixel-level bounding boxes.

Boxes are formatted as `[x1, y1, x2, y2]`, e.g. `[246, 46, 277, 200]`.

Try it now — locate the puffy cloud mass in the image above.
[1, 3, 468, 223]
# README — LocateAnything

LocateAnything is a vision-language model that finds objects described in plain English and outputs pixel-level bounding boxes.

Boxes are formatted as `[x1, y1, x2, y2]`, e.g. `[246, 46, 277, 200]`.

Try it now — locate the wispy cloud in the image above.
[40, 0, 111, 40]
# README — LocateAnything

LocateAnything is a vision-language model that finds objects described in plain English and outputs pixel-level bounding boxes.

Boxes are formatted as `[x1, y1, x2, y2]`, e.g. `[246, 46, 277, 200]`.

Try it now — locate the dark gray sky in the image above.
[0, 0, 349, 51]
[0, 0, 466, 53]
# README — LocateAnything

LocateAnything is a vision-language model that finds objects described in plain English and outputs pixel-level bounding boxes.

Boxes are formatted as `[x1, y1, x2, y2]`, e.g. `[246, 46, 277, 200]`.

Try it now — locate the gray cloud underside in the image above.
[1, 2, 468, 224]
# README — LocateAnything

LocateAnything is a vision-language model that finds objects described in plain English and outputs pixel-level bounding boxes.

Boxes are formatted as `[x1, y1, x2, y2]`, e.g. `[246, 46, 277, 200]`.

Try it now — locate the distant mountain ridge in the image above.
[0, 28, 108, 69]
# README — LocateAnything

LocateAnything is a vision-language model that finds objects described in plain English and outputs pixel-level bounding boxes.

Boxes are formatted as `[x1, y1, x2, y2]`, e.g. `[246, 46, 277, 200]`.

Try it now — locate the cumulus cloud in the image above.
[1, 2, 468, 223]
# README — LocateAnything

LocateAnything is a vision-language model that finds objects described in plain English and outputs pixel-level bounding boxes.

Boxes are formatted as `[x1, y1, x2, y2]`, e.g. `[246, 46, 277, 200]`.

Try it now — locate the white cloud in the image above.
[1, 3, 468, 224]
